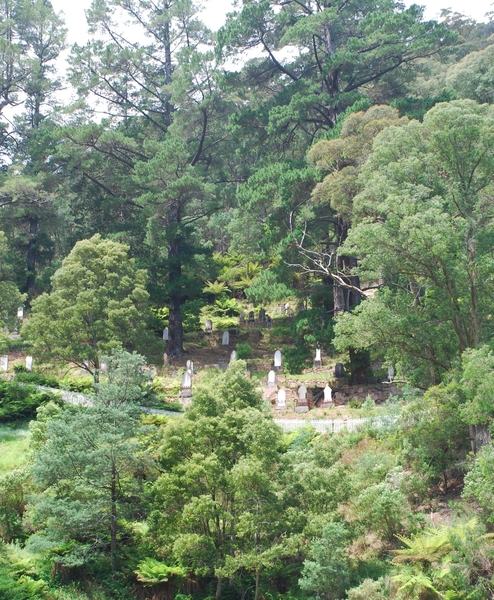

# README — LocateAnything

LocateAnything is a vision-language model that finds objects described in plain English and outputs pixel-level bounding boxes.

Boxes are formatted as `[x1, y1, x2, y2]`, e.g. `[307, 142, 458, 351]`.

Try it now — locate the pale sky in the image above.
[51, 0, 492, 46]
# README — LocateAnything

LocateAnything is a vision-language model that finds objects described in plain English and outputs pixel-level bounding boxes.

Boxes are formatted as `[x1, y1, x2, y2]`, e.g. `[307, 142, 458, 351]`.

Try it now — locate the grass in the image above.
[0, 422, 31, 475]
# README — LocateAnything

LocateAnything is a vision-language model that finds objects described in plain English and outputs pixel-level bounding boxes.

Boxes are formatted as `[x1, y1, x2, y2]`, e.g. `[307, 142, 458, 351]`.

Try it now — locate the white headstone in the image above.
[298, 385, 307, 401]
[230, 350, 237, 362]
[205, 319, 213, 333]
[388, 366, 395, 381]
[0, 355, 8, 372]
[277, 389, 286, 408]
[25, 356, 33, 371]
[182, 370, 192, 389]
[163, 327, 169, 341]
[17, 307, 24, 319]
[222, 331, 229, 346]
[315, 348, 321, 362]
[324, 384, 333, 403]
[274, 350, 282, 368]
[267, 370, 276, 386]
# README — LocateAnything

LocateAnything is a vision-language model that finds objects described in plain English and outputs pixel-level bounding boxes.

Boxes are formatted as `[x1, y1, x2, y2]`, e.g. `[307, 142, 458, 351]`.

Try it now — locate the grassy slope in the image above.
[0, 423, 31, 475]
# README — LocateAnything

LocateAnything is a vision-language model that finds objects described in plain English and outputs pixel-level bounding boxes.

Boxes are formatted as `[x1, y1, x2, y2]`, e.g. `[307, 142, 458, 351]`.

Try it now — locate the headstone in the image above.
[274, 350, 282, 370]
[0, 355, 8, 372]
[186, 360, 194, 375]
[218, 359, 228, 370]
[180, 369, 193, 402]
[322, 384, 333, 407]
[239, 311, 245, 324]
[25, 356, 33, 371]
[267, 370, 276, 387]
[259, 308, 266, 322]
[248, 310, 255, 323]
[295, 384, 309, 413]
[388, 366, 395, 382]
[17, 307, 24, 319]
[222, 331, 229, 346]
[182, 370, 192, 390]
[230, 350, 237, 362]
[314, 347, 322, 368]
[334, 363, 344, 378]
[205, 319, 213, 334]
[163, 327, 169, 341]
[277, 389, 286, 409]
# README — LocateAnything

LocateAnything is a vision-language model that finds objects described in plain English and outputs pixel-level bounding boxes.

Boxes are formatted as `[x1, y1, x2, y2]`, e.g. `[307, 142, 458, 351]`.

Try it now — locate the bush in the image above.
[284, 346, 312, 374]
[236, 343, 253, 360]
[0, 382, 58, 422]
[59, 376, 94, 393]
[15, 371, 60, 389]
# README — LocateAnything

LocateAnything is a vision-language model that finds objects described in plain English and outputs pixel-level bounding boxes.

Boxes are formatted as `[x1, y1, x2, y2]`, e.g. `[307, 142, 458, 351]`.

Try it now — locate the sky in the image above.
[51, 0, 492, 46]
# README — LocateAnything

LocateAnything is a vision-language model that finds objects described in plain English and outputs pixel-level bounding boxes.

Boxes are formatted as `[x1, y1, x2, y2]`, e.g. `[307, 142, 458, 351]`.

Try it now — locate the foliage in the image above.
[0, 382, 58, 422]
[284, 346, 312, 375]
[22, 235, 156, 381]
[236, 343, 253, 360]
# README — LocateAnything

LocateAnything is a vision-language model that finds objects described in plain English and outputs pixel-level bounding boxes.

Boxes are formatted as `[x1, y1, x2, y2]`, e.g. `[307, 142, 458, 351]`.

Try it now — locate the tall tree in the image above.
[218, 0, 455, 141]
[334, 100, 494, 384]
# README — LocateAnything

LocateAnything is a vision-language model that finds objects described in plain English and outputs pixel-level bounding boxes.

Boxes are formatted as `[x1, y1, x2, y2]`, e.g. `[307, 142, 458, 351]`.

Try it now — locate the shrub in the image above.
[0, 382, 58, 422]
[284, 346, 312, 374]
[15, 371, 60, 389]
[236, 343, 253, 360]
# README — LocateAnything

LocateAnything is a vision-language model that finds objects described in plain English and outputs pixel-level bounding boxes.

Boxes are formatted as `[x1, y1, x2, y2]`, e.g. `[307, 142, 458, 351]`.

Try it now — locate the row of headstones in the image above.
[0, 355, 33, 372]
[239, 309, 275, 324]
[274, 384, 333, 409]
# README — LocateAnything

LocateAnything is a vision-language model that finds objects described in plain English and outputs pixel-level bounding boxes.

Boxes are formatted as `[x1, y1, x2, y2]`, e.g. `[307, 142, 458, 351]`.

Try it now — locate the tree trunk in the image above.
[254, 569, 260, 600]
[110, 461, 117, 572]
[26, 215, 38, 296]
[215, 575, 222, 599]
[167, 234, 184, 358]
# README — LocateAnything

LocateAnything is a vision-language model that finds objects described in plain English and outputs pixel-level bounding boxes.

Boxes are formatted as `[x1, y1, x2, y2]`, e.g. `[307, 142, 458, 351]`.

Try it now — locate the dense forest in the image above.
[1, 0, 494, 598]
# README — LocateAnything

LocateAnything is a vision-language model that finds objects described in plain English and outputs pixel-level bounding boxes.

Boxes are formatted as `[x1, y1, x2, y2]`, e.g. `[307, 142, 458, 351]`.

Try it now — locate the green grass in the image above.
[0, 423, 31, 475]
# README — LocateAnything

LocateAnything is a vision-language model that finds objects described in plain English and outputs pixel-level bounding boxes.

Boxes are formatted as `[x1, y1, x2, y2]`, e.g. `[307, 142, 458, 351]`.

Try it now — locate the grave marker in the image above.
[222, 331, 230, 346]
[314, 347, 322, 368]
[334, 363, 344, 378]
[163, 327, 169, 341]
[295, 384, 309, 413]
[267, 370, 276, 387]
[230, 350, 237, 362]
[277, 389, 286, 409]
[248, 310, 255, 323]
[17, 307, 24, 319]
[274, 350, 282, 370]
[0, 355, 8, 372]
[25, 356, 33, 371]
[259, 308, 266, 322]
[205, 319, 213, 334]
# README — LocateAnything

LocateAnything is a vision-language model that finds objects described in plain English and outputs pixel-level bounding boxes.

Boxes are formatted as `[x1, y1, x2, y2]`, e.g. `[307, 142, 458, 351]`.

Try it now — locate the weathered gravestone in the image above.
[180, 370, 193, 403]
[334, 363, 344, 378]
[267, 370, 276, 388]
[205, 319, 213, 334]
[239, 312, 245, 324]
[277, 389, 286, 409]
[321, 384, 333, 407]
[314, 347, 322, 368]
[248, 311, 255, 323]
[25, 356, 33, 372]
[388, 366, 395, 382]
[296, 384, 309, 413]
[0, 355, 8, 372]
[259, 308, 266, 322]
[218, 359, 228, 370]
[222, 331, 230, 346]
[17, 307, 24, 319]
[186, 360, 194, 375]
[163, 327, 169, 341]
[230, 350, 237, 363]
[274, 350, 282, 371]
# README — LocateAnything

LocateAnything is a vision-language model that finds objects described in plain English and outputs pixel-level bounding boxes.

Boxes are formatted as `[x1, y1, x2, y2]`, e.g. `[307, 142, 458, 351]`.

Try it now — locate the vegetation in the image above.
[0, 0, 494, 598]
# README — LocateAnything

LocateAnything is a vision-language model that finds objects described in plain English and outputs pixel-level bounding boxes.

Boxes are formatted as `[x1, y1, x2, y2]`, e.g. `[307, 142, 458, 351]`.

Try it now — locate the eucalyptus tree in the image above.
[334, 100, 494, 385]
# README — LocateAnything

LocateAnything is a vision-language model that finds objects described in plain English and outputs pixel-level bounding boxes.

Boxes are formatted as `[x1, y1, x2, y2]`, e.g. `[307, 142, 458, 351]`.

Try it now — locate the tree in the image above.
[0, 230, 25, 332]
[218, 0, 454, 140]
[298, 521, 350, 600]
[27, 351, 155, 571]
[149, 361, 284, 598]
[334, 100, 494, 385]
[22, 234, 156, 381]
